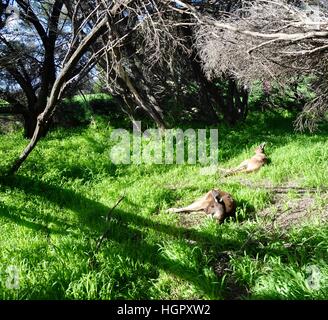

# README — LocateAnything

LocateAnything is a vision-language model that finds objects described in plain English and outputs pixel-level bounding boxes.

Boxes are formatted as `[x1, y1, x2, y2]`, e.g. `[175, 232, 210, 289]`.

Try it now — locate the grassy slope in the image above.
[0, 112, 327, 300]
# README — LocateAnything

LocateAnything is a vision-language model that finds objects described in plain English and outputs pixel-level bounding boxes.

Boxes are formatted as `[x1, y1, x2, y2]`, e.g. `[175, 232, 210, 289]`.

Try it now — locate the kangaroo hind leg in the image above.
[166, 192, 211, 213]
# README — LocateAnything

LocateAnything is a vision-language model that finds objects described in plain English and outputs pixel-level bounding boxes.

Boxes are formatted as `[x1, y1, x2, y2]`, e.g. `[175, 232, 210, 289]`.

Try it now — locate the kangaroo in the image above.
[167, 189, 236, 223]
[219, 142, 268, 177]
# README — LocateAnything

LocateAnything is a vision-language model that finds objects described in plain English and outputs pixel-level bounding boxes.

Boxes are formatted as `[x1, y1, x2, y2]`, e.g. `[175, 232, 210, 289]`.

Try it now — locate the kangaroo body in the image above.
[167, 189, 236, 223]
[219, 142, 268, 177]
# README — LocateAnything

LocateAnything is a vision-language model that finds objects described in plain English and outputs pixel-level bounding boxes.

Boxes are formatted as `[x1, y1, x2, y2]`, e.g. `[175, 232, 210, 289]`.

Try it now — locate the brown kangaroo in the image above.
[167, 189, 236, 223]
[219, 142, 268, 177]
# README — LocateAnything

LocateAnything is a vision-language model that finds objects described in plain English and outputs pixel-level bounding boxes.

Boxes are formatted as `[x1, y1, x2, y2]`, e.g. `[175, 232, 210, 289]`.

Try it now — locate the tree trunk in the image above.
[224, 78, 248, 125]
[192, 67, 221, 124]
[113, 51, 166, 130]
[225, 79, 236, 125]
[22, 109, 53, 139]
[180, 21, 220, 124]
[22, 112, 37, 139]
[0, 104, 38, 139]
[9, 114, 44, 174]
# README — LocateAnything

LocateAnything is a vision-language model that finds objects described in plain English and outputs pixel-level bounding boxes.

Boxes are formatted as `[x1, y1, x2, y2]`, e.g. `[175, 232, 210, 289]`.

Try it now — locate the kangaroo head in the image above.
[205, 190, 226, 223]
[255, 142, 266, 154]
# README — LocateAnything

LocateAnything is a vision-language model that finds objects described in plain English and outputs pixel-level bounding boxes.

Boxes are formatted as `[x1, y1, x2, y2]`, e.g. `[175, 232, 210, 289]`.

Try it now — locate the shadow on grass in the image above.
[0, 202, 68, 236]
[1, 174, 327, 299]
[0, 175, 107, 231]
[0, 174, 253, 299]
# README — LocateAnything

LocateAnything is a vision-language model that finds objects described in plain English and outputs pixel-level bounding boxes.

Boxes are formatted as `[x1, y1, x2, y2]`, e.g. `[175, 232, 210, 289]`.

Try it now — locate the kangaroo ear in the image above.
[260, 142, 266, 148]
[211, 190, 220, 202]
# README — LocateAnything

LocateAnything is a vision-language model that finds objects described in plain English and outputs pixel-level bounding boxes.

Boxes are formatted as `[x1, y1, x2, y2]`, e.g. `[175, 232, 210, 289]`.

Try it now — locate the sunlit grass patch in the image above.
[0, 111, 327, 299]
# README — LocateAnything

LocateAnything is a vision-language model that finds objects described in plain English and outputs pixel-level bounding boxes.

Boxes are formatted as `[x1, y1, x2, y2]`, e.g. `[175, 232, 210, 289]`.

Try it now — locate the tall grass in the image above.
[0, 111, 327, 299]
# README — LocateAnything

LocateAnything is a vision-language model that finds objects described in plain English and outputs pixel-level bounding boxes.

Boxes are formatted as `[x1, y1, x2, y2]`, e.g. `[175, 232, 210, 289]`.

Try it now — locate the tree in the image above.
[0, 0, 68, 137]
[194, 0, 328, 131]
[9, 1, 111, 173]
[74, 0, 249, 129]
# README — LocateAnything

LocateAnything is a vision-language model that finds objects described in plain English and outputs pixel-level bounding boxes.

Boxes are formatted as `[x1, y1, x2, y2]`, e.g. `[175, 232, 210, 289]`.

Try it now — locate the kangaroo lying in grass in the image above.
[219, 142, 268, 177]
[167, 189, 236, 223]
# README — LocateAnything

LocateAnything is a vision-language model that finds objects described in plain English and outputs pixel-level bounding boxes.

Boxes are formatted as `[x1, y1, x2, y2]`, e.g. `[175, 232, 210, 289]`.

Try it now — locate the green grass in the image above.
[0, 112, 327, 300]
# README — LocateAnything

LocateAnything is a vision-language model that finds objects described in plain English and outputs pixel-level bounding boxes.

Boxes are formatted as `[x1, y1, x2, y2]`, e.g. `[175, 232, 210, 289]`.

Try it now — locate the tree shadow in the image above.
[3, 173, 324, 299]
[0, 174, 254, 299]
[0, 175, 108, 232]
[0, 202, 68, 236]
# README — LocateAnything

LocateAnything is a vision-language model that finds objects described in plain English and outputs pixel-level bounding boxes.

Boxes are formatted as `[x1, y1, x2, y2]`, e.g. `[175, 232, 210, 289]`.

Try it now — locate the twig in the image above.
[281, 44, 328, 56]
[89, 195, 125, 267]
[105, 195, 125, 222]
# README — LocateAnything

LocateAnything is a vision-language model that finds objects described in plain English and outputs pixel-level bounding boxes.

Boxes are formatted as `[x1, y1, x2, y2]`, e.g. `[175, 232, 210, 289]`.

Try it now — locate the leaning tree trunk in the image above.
[9, 16, 108, 174]
[116, 63, 166, 131]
